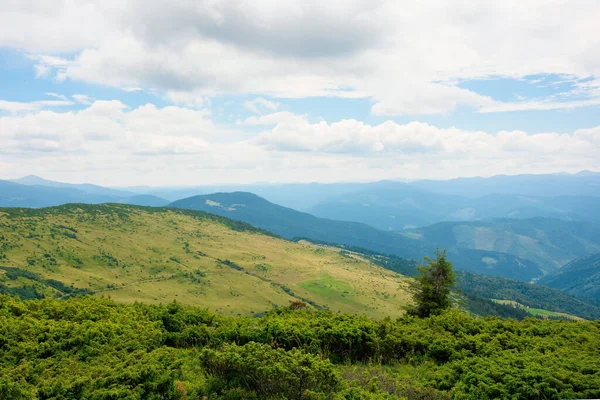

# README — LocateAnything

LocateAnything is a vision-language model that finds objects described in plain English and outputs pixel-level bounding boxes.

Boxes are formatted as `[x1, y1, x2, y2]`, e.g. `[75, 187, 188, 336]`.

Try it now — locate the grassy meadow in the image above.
[0, 204, 411, 318]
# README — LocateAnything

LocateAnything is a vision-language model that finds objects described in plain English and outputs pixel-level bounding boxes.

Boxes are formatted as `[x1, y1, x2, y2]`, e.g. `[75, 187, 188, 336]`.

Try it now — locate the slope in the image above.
[401, 218, 600, 272]
[170, 192, 429, 259]
[308, 242, 600, 320]
[538, 253, 600, 300]
[170, 192, 544, 281]
[0, 204, 411, 318]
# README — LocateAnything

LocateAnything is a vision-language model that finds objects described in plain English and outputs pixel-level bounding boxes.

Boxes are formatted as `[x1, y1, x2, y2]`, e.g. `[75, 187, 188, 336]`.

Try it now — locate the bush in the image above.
[201, 342, 341, 399]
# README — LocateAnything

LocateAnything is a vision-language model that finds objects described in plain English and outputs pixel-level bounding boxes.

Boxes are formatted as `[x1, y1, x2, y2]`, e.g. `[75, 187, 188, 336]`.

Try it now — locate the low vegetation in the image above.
[1, 295, 600, 399]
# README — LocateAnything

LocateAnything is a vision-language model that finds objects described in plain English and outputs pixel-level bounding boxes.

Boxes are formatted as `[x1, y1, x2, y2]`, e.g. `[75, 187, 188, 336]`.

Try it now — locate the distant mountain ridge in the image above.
[11, 175, 136, 198]
[401, 218, 600, 272]
[0, 179, 169, 208]
[539, 253, 600, 300]
[121, 171, 600, 212]
[170, 192, 544, 281]
[308, 183, 600, 231]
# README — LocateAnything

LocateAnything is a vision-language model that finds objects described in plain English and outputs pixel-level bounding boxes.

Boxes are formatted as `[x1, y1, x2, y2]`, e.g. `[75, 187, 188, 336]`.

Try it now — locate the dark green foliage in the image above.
[457, 271, 600, 320]
[462, 294, 532, 319]
[0, 266, 93, 299]
[217, 258, 244, 271]
[0, 283, 44, 300]
[202, 342, 340, 399]
[407, 250, 456, 318]
[1, 295, 600, 399]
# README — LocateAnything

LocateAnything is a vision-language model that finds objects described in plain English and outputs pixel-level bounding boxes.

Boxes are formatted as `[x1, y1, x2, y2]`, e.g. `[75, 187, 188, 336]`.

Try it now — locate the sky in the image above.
[1, 0, 600, 186]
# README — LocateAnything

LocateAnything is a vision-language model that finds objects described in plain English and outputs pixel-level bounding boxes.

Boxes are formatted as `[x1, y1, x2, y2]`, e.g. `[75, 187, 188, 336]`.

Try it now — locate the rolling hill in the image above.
[401, 218, 600, 273]
[300, 242, 600, 320]
[170, 192, 544, 281]
[0, 204, 413, 318]
[170, 191, 428, 258]
[538, 253, 600, 301]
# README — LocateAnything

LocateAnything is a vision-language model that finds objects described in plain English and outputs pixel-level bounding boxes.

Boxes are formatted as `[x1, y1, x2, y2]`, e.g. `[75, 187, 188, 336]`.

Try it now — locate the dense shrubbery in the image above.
[1, 295, 600, 399]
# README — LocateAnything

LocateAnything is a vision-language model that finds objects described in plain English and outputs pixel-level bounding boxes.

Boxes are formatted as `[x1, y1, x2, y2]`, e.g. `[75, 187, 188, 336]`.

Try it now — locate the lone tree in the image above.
[407, 249, 456, 318]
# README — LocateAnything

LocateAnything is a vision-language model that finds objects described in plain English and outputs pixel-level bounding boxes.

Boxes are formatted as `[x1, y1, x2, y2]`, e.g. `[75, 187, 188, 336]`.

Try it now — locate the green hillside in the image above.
[401, 218, 600, 273]
[0, 204, 412, 319]
[455, 271, 600, 320]
[539, 253, 600, 300]
[303, 241, 600, 320]
[170, 192, 543, 281]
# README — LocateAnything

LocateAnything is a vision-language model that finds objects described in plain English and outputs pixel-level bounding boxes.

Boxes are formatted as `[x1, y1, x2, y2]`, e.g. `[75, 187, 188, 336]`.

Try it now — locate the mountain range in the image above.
[2, 173, 599, 288]
[2, 203, 599, 321]
[0, 177, 170, 208]
[170, 192, 597, 282]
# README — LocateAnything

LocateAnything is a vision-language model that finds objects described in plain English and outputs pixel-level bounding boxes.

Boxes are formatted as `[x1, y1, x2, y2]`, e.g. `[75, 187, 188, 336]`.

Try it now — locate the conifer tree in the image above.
[407, 249, 456, 318]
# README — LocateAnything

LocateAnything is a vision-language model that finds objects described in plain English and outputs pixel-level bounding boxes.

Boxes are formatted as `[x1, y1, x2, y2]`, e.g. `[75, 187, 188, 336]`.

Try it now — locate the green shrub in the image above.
[202, 342, 341, 399]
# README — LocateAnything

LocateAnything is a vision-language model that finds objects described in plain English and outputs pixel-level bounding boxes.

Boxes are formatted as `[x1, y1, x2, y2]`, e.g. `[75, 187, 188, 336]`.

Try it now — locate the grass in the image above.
[492, 299, 583, 320]
[0, 204, 411, 318]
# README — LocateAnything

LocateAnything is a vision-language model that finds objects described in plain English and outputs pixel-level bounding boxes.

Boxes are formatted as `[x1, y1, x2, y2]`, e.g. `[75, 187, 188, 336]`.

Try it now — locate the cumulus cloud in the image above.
[1, 101, 598, 185]
[252, 113, 597, 157]
[3, 0, 599, 115]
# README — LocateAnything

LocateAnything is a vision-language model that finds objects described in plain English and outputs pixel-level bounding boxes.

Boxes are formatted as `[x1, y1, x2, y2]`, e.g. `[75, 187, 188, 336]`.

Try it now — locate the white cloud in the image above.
[3, 0, 599, 115]
[253, 112, 599, 165]
[45, 92, 68, 101]
[0, 99, 74, 113]
[244, 97, 281, 115]
[1, 101, 598, 185]
[72, 94, 94, 105]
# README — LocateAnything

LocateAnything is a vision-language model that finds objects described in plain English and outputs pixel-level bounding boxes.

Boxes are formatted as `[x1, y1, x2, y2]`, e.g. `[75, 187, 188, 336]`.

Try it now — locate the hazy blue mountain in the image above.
[136, 182, 372, 209]
[170, 192, 543, 281]
[123, 172, 600, 213]
[309, 188, 600, 231]
[0, 179, 167, 208]
[309, 182, 467, 230]
[411, 173, 600, 198]
[170, 191, 427, 258]
[0, 180, 119, 208]
[117, 195, 170, 207]
[11, 175, 136, 198]
[538, 253, 600, 300]
[401, 218, 600, 273]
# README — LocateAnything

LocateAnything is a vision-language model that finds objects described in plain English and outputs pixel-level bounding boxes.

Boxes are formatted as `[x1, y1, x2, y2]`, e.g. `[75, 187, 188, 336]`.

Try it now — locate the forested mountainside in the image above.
[539, 252, 600, 301]
[401, 218, 600, 273]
